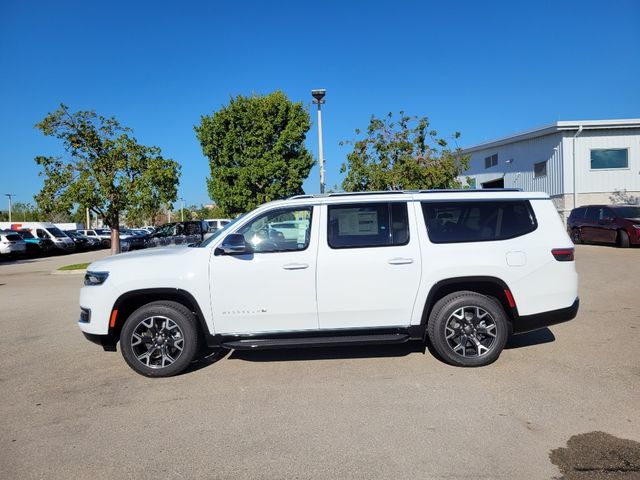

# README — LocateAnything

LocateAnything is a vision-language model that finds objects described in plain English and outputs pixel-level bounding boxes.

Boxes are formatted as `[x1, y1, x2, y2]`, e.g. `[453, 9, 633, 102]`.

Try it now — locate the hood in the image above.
[87, 246, 195, 271]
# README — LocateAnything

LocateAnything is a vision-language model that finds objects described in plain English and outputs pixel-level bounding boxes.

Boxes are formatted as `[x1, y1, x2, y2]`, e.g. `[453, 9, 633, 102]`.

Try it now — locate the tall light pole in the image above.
[311, 89, 326, 194]
[4, 193, 15, 222]
[180, 198, 185, 222]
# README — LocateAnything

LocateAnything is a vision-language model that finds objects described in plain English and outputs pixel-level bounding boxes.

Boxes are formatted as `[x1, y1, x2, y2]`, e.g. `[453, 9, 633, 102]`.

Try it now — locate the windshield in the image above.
[96, 229, 110, 235]
[48, 227, 67, 238]
[199, 215, 245, 247]
[612, 206, 640, 218]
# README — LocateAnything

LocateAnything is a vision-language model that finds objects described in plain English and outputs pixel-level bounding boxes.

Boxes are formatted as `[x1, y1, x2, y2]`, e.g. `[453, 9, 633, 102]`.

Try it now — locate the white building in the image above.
[461, 119, 640, 220]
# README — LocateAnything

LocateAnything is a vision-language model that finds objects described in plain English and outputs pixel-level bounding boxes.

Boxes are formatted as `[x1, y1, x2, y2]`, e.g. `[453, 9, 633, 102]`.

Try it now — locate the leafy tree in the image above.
[34, 104, 180, 253]
[340, 112, 469, 192]
[195, 91, 314, 216]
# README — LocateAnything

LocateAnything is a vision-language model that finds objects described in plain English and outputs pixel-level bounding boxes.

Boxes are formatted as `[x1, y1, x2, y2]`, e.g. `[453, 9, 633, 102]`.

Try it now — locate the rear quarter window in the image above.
[422, 200, 537, 243]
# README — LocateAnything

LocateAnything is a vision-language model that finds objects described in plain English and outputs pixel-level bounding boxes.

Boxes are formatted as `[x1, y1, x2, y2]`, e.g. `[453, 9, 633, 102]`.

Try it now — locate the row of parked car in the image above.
[0, 219, 232, 259]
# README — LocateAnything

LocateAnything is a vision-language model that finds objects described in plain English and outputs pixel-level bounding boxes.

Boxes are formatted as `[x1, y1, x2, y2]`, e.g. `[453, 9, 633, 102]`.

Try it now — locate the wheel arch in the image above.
[420, 276, 518, 334]
[110, 288, 214, 345]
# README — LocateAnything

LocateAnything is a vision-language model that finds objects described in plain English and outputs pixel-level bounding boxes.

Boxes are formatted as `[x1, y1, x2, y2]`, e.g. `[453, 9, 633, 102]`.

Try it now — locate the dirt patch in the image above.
[550, 431, 640, 479]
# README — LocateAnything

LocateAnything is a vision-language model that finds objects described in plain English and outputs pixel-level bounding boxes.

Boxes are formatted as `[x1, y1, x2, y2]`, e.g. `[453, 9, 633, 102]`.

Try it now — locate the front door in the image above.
[210, 206, 319, 335]
[316, 201, 422, 329]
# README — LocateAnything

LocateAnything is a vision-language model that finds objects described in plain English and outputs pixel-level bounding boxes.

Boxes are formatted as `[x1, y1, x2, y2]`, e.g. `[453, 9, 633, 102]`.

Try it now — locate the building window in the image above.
[484, 154, 498, 169]
[534, 160, 547, 178]
[590, 149, 628, 169]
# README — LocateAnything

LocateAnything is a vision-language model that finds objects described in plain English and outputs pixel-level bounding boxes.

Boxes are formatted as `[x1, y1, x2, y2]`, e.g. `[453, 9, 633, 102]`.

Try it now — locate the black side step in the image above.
[222, 333, 410, 350]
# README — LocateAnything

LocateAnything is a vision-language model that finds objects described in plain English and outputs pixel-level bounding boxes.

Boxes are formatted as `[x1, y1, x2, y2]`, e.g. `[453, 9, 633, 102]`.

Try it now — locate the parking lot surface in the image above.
[1, 246, 639, 479]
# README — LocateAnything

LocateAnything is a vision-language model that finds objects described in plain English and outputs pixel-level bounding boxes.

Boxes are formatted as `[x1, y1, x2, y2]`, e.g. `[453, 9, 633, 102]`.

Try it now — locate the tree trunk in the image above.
[110, 212, 121, 255]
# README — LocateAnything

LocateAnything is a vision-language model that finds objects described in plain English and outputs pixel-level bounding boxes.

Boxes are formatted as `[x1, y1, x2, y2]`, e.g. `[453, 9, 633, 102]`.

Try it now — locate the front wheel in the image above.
[427, 291, 509, 367]
[617, 230, 630, 248]
[120, 301, 200, 377]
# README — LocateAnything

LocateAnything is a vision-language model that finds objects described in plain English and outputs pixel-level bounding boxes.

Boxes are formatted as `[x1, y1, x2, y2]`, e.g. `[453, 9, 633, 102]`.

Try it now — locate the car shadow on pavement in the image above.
[227, 341, 427, 363]
[185, 329, 555, 372]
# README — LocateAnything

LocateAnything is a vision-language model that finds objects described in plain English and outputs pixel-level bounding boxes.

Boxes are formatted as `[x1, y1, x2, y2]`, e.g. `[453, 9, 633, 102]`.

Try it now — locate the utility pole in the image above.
[180, 198, 185, 222]
[86, 207, 90, 229]
[311, 89, 326, 194]
[4, 193, 15, 222]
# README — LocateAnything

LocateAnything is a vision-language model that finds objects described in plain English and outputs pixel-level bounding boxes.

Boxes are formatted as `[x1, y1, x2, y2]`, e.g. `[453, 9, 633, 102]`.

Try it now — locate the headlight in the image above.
[84, 271, 109, 286]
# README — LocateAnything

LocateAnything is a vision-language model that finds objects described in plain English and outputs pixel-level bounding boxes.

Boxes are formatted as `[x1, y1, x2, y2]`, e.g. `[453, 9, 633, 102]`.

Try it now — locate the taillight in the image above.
[552, 248, 574, 261]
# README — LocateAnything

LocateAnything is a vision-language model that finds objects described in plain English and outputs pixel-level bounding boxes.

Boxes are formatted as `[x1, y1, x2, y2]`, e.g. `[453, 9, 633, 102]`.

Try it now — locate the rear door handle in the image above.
[282, 263, 309, 270]
[388, 258, 414, 265]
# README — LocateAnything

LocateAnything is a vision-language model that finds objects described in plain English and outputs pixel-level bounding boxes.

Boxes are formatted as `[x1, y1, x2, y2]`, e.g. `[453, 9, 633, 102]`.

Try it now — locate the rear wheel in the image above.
[120, 301, 199, 377]
[571, 228, 583, 245]
[427, 291, 509, 367]
[617, 230, 630, 248]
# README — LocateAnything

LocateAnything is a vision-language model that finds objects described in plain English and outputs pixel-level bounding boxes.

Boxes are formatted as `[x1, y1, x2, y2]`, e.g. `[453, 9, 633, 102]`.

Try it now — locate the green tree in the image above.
[195, 91, 314, 216]
[34, 104, 181, 253]
[340, 112, 469, 191]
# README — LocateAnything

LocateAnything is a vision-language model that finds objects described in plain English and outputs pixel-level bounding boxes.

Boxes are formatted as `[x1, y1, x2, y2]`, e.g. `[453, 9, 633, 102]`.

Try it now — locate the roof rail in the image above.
[288, 188, 521, 200]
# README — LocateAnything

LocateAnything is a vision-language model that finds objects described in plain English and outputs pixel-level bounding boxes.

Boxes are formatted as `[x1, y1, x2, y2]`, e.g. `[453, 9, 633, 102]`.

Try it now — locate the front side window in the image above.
[422, 200, 537, 243]
[328, 202, 409, 249]
[590, 149, 628, 169]
[237, 207, 312, 253]
[612, 206, 640, 219]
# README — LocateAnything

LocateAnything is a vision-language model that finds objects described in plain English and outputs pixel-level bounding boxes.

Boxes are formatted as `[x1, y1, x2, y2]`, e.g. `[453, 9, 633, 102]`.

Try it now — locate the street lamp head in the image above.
[311, 89, 326, 104]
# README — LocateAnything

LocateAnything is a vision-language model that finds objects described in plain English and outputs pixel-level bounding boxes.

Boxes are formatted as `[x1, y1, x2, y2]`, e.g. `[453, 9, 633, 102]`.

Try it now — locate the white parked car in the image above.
[0, 230, 27, 256]
[78, 190, 579, 377]
[205, 218, 232, 232]
[0, 222, 75, 252]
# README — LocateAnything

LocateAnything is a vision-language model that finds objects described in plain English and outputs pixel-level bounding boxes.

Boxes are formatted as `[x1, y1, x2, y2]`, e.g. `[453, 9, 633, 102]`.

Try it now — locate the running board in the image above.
[221, 333, 410, 350]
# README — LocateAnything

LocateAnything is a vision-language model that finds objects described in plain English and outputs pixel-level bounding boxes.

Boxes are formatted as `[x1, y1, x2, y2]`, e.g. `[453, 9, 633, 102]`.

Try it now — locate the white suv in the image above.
[78, 190, 579, 377]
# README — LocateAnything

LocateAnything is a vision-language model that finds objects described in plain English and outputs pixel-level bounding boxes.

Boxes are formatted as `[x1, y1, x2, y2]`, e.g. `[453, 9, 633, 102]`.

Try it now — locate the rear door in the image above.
[582, 208, 600, 242]
[316, 201, 422, 329]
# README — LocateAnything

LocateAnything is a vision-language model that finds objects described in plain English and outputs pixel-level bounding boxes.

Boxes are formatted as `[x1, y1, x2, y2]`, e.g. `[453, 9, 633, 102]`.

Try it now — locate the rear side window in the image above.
[6, 234, 22, 241]
[422, 201, 537, 243]
[328, 202, 409, 249]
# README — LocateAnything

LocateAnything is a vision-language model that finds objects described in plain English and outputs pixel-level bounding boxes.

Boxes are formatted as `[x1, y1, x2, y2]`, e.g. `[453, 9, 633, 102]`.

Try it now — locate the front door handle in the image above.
[388, 258, 414, 265]
[282, 263, 309, 270]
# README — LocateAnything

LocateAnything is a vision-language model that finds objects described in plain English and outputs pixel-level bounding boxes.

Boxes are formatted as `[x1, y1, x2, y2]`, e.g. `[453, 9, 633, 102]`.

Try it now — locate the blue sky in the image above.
[1, 0, 639, 208]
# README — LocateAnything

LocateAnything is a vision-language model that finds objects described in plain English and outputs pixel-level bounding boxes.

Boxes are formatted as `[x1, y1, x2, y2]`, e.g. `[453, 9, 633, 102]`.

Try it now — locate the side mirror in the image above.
[218, 233, 251, 255]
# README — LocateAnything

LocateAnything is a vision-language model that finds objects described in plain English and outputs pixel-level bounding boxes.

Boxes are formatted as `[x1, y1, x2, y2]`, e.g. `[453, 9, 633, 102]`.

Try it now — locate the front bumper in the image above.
[513, 298, 579, 334]
[82, 332, 118, 352]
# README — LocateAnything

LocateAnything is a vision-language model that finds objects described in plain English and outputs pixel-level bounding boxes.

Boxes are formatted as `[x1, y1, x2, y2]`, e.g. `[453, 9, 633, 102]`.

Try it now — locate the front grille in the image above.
[79, 307, 91, 323]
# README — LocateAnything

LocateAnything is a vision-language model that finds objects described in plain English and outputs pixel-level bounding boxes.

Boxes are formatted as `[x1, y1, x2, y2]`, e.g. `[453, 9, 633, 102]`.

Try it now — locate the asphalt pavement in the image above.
[0, 245, 639, 479]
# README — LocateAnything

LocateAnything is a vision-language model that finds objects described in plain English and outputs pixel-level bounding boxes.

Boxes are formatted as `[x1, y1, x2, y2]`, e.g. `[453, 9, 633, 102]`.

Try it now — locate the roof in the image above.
[462, 118, 640, 154]
[255, 189, 550, 209]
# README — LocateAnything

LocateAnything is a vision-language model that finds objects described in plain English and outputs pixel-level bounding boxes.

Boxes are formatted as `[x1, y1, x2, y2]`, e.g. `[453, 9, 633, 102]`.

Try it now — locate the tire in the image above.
[120, 301, 200, 377]
[427, 291, 509, 367]
[617, 230, 630, 248]
[571, 228, 583, 245]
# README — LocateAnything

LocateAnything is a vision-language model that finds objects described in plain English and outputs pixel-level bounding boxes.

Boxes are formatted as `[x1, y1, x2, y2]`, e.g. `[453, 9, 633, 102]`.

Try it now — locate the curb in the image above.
[51, 269, 87, 275]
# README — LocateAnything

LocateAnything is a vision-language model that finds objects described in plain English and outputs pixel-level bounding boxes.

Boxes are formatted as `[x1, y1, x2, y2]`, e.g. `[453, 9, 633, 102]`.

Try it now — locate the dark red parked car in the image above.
[567, 205, 640, 247]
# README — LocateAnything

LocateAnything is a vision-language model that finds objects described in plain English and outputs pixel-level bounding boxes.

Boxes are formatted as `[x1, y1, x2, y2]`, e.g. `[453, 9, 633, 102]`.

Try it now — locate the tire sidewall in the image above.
[120, 303, 198, 377]
[429, 293, 509, 367]
[618, 230, 630, 248]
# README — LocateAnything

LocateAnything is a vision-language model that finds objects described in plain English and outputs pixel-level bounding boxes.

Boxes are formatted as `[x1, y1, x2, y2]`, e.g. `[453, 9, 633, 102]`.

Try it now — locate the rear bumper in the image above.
[513, 298, 579, 334]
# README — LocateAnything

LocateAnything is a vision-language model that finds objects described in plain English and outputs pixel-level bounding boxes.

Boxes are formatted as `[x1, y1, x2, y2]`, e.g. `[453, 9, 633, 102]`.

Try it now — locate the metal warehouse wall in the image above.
[562, 128, 640, 194]
[463, 132, 564, 196]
